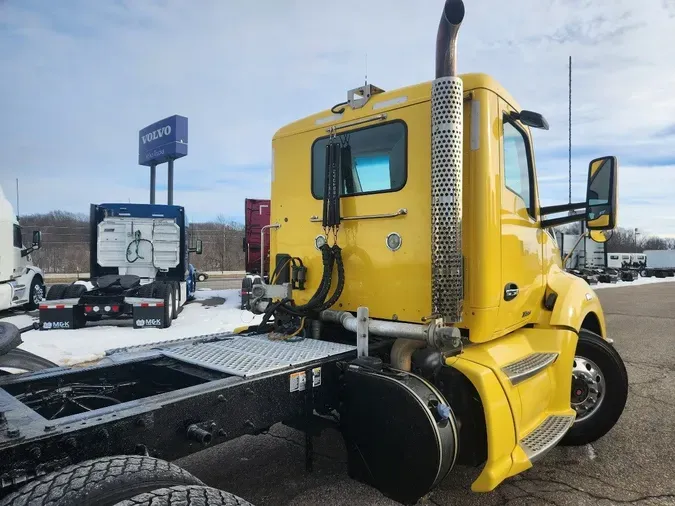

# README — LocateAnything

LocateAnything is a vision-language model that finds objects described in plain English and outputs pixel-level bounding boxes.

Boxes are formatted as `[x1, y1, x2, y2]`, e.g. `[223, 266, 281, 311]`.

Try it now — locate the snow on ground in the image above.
[1, 289, 262, 367]
[1, 276, 675, 368]
[592, 275, 675, 289]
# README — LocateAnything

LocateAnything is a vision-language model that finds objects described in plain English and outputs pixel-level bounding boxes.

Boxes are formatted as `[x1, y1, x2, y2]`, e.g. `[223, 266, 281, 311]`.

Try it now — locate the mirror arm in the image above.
[540, 202, 587, 216]
[562, 230, 589, 268]
[540, 212, 585, 229]
[21, 246, 36, 258]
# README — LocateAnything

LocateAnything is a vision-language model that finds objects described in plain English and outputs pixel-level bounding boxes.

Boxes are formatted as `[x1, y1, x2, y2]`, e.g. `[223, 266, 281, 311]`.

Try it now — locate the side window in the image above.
[503, 120, 533, 215]
[312, 121, 407, 199]
[13, 225, 23, 248]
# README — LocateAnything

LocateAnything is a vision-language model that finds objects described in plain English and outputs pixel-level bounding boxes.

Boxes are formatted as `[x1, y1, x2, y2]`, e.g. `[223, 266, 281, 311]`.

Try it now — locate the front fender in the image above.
[24, 265, 44, 281]
[546, 267, 606, 337]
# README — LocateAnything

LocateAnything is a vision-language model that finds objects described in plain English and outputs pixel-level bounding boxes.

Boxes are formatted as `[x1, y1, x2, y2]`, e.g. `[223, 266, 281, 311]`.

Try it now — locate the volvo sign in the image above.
[138, 115, 188, 205]
[138, 115, 188, 166]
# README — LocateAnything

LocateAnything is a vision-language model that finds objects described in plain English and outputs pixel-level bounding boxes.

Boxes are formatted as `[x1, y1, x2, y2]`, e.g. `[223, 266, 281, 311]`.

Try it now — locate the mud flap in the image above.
[339, 361, 458, 505]
[132, 303, 166, 329]
[39, 301, 84, 330]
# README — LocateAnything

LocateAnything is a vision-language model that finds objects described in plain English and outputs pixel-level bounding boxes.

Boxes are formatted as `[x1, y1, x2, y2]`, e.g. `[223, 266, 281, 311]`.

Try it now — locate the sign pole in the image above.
[150, 164, 156, 204]
[168, 159, 174, 205]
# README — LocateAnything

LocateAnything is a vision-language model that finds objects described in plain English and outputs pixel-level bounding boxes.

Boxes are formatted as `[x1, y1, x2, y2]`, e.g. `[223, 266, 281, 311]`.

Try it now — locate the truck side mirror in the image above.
[32, 230, 42, 249]
[510, 110, 549, 130]
[585, 156, 618, 231]
[188, 239, 203, 255]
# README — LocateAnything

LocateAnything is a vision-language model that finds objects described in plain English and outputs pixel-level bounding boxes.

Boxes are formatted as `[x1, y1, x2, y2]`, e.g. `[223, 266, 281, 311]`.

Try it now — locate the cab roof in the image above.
[273, 73, 522, 140]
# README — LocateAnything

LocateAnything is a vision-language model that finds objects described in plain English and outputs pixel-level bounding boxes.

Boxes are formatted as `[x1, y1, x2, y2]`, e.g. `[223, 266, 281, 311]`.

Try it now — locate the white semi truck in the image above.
[0, 184, 45, 312]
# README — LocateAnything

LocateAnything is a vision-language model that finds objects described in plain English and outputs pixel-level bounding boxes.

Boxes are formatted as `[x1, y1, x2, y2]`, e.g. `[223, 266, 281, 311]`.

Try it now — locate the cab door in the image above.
[12, 224, 25, 277]
[497, 103, 544, 334]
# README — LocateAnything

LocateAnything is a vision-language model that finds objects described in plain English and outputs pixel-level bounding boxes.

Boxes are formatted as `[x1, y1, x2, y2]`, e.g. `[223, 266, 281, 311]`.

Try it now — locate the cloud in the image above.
[1, 0, 674, 233]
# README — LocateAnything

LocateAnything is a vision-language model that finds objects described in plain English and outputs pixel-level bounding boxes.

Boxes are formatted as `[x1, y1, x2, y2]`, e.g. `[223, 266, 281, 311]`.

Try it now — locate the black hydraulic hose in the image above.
[314, 245, 345, 312]
[274, 244, 345, 318]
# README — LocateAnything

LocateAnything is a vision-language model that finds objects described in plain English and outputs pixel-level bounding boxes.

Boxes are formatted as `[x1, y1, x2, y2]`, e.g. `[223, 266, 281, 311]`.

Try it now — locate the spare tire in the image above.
[114, 485, 255, 506]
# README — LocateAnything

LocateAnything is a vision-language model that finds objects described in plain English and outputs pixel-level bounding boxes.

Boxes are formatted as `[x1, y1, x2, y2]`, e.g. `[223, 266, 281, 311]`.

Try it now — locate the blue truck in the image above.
[39, 203, 202, 330]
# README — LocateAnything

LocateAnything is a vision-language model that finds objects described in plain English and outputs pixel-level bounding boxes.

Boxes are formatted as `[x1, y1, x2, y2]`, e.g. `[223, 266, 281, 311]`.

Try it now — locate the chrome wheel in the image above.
[33, 284, 44, 305]
[571, 356, 606, 422]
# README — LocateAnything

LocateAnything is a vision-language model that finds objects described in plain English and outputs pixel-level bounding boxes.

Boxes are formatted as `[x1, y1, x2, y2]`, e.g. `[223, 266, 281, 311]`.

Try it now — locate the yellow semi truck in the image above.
[245, 0, 627, 501]
[0, 1, 627, 505]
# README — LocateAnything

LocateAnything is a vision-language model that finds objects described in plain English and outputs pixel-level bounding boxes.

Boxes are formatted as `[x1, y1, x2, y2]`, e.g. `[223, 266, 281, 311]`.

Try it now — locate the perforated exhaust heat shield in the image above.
[431, 77, 464, 324]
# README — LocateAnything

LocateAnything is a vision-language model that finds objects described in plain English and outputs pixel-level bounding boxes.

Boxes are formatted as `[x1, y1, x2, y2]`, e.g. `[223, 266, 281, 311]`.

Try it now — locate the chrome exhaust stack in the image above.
[431, 0, 465, 324]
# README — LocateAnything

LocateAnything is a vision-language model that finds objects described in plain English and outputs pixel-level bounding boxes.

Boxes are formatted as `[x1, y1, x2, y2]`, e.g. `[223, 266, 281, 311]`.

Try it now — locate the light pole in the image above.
[634, 228, 640, 254]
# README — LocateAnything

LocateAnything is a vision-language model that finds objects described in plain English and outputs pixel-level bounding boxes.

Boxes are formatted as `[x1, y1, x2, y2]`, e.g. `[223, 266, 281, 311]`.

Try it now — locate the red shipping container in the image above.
[244, 198, 271, 276]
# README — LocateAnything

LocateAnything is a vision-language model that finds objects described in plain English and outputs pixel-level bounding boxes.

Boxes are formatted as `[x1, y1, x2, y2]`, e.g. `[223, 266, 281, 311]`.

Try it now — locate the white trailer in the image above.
[642, 250, 675, 277]
[0, 185, 44, 312]
[607, 252, 632, 269]
[556, 232, 606, 269]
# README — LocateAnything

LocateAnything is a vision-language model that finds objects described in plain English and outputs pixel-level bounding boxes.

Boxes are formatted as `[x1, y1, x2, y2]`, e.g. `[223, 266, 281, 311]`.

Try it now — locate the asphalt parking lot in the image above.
[177, 282, 675, 506]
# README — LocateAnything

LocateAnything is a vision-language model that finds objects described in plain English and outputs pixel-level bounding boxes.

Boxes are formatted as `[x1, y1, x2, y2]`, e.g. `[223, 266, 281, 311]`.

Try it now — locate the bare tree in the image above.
[19, 211, 246, 273]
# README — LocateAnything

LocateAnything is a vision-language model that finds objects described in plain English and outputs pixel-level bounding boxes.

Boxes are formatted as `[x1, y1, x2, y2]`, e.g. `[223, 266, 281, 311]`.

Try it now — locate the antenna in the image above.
[568, 55, 572, 205]
[365, 52, 368, 86]
[16, 178, 19, 218]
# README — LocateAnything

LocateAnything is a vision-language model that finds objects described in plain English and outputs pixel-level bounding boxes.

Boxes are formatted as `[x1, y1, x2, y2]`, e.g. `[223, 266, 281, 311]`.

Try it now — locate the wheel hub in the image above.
[33, 285, 44, 305]
[571, 356, 606, 422]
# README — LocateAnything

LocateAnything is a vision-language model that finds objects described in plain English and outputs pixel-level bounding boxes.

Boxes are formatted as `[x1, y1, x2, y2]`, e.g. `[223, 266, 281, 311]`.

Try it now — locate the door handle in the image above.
[504, 283, 519, 301]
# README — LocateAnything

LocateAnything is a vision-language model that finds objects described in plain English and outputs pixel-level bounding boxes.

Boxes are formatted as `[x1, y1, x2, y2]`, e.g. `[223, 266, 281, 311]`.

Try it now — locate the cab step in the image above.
[519, 414, 575, 463]
[502, 352, 558, 385]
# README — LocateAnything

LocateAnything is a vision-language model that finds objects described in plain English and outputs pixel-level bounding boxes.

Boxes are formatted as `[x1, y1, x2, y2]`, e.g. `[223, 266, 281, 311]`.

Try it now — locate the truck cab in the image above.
[0, 185, 44, 311]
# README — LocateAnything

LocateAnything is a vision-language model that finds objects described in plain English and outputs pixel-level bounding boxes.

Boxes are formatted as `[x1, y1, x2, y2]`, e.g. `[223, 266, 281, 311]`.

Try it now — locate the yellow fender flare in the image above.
[546, 266, 607, 337]
[445, 356, 523, 492]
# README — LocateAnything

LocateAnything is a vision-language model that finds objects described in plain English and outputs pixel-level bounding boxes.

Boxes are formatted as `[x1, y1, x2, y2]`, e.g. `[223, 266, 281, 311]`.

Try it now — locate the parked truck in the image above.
[641, 250, 675, 278]
[0, 184, 45, 313]
[40, 203, 203, 330]
[0, 2, 628, 505]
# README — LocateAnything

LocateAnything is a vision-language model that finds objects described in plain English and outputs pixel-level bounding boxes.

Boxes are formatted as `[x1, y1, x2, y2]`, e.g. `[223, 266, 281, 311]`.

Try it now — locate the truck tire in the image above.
[24, 276, 45, 310]
[63, 284, 87, 298]
[0, 349, 58, 374]
[170, 281, 180, 319]
[138, 282, 154, 298]
[46, 284, 68, 301]
[114, 485, 255, 506]
[560, 329, 628, 446]
[153, 283, 173, 328]
[0, 455, 203, 506]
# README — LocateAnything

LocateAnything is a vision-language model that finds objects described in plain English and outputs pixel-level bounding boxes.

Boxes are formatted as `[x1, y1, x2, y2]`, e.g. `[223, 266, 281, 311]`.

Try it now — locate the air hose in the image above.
[125, 230, 154, 264]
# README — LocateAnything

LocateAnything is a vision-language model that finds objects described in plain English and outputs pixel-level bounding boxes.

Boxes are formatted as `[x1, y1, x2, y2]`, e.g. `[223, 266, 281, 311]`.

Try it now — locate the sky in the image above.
[2, 0, 675, 235]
